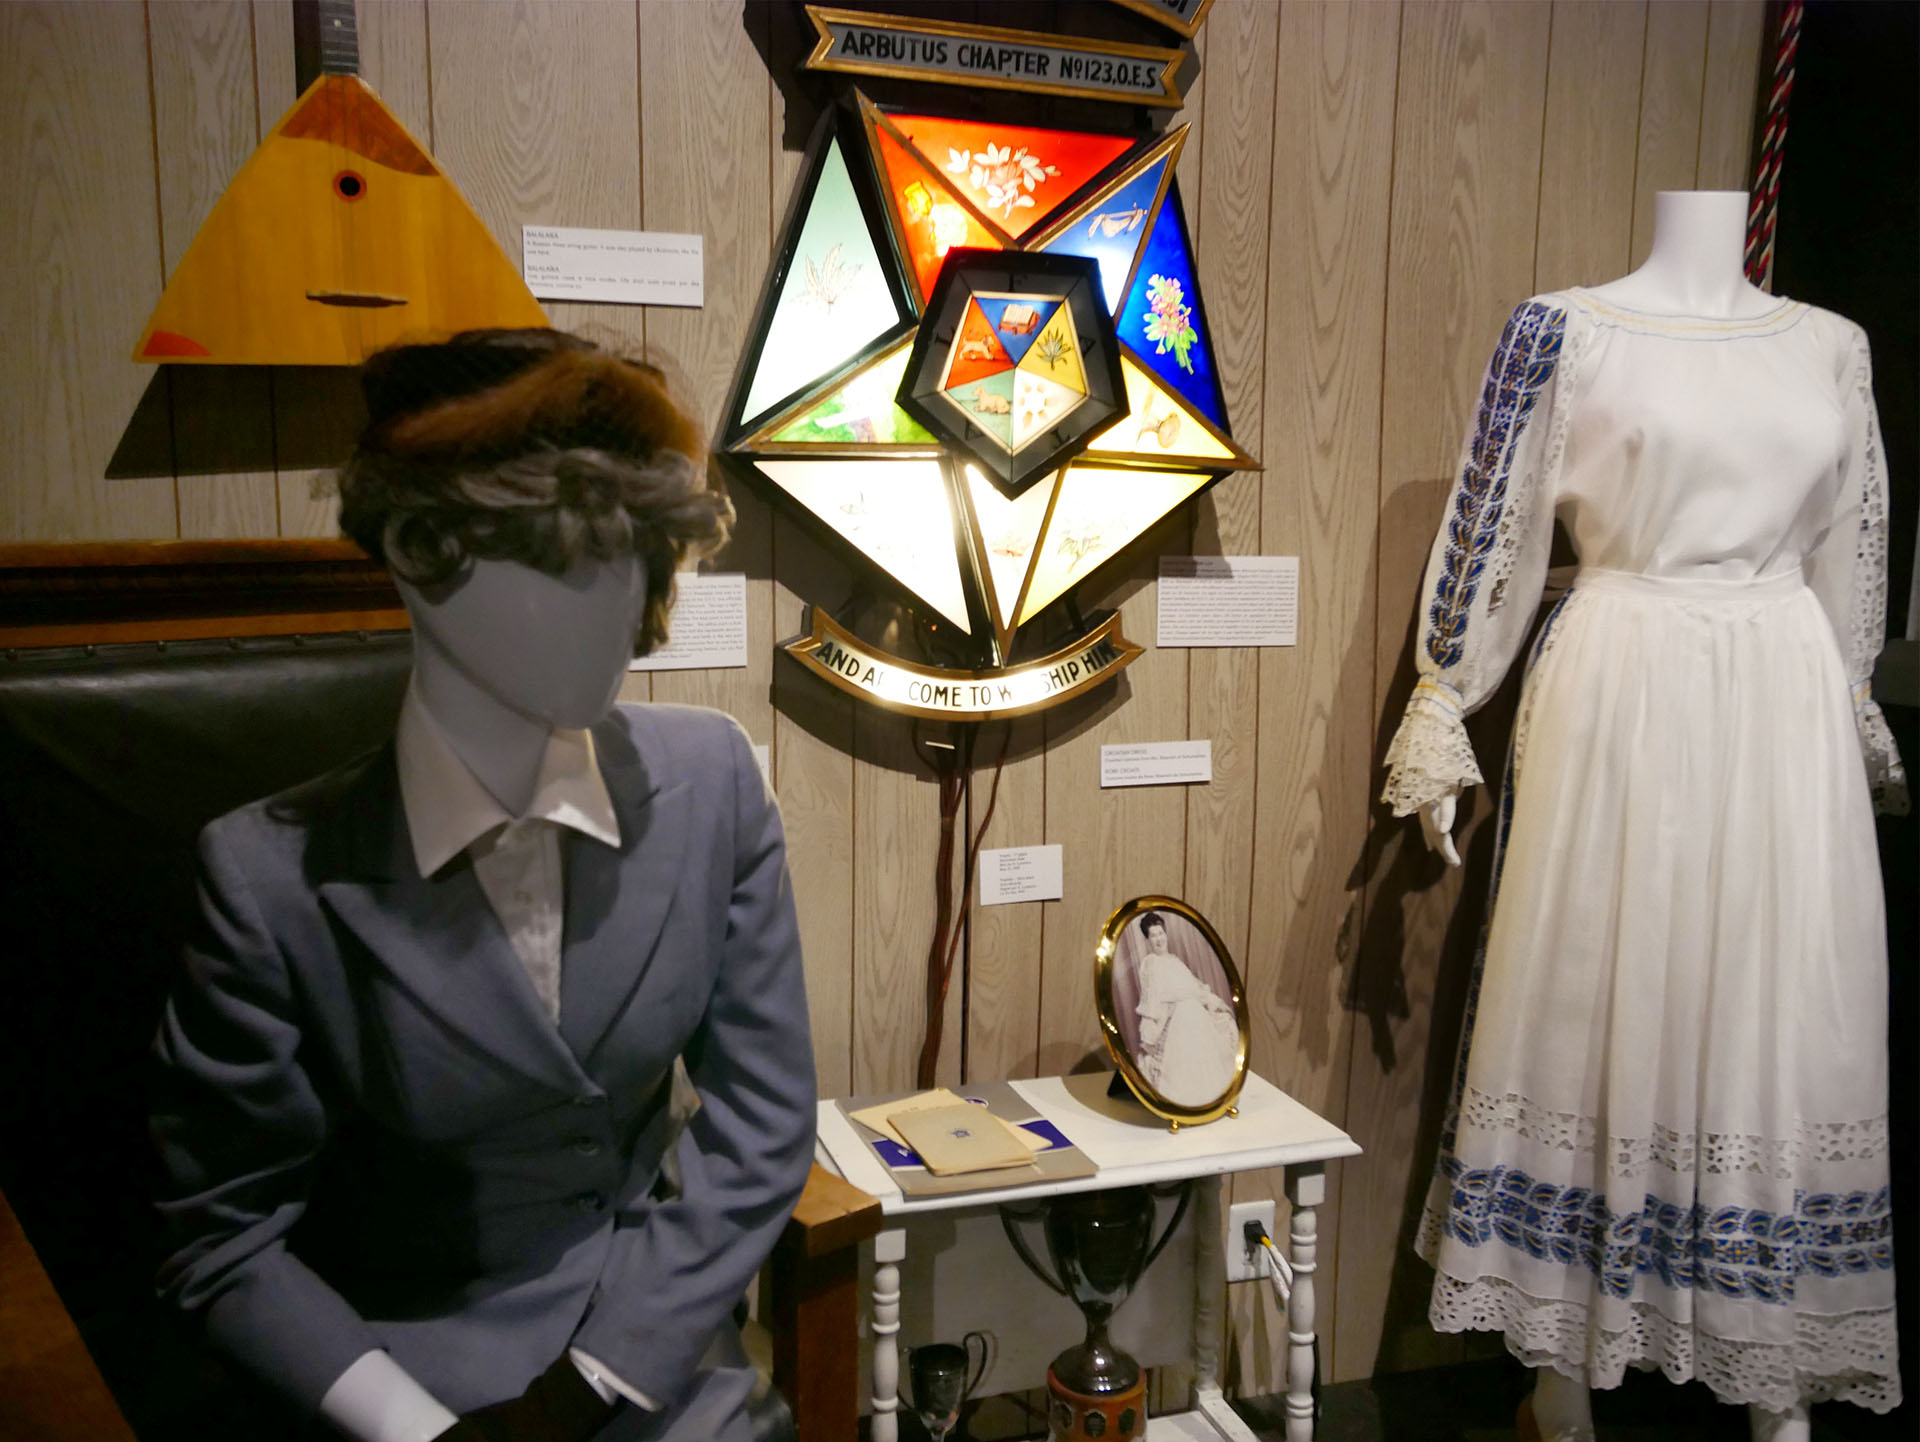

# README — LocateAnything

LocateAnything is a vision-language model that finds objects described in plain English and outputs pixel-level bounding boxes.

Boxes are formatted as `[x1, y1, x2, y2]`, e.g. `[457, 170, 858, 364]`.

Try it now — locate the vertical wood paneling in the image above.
[1628, 0, 1711, 267]
[640, 0, 775, 744]
[1696, 0, 1768, 191]
[1340, 0, 1554, 1381]
[1, 1, 176, 541]
[962, 718, 1046, 1082]
[771, 529, 857, 1098]
[1036, 573, 1190, 1076]
[1228, 0, 1401, 1392]
[1183, 0, 1277, 980]
[851, 715, 947, 1093]
[1532, 1, 1648, 292]
[149, 0, 280, 539]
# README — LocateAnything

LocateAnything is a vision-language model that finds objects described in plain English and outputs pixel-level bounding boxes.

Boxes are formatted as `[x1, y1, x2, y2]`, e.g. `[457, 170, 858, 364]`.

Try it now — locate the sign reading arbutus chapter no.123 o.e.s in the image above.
[720, 12, 1251, 723]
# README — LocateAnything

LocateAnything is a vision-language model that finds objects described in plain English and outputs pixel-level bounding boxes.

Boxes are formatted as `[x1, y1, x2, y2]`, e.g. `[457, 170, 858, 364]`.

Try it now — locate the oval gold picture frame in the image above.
[1095, 894, 1249, 1129]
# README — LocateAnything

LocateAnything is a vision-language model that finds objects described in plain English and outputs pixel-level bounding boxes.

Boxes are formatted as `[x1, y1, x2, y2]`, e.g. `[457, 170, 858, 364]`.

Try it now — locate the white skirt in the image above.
[1418, 567, 1899, 1415]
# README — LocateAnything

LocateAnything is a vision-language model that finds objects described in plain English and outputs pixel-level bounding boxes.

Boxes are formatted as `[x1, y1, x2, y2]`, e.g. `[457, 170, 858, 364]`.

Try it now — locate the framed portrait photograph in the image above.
[1095, 895, 1249, 1127]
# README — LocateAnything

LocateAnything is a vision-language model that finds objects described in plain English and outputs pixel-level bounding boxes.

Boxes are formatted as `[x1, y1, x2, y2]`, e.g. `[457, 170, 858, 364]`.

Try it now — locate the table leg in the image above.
[870, 1227, 906, 1442]
[1283, 1166, 1325, 1442]
[1191, 1175, 1224, 1395]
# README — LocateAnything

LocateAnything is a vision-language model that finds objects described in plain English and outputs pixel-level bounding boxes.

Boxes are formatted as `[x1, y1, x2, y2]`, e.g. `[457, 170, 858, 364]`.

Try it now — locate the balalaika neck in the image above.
[314, 0, 360, 78]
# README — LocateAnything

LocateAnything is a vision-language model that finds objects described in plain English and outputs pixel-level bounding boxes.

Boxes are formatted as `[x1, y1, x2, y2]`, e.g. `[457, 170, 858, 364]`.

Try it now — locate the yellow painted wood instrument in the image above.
[133, 0, 547, 366]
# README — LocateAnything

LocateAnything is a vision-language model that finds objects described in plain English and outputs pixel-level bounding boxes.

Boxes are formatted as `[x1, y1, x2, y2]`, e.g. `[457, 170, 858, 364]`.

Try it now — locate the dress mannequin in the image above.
[1397, 193, 1899, 1438]
[152, 329, 812, 1442]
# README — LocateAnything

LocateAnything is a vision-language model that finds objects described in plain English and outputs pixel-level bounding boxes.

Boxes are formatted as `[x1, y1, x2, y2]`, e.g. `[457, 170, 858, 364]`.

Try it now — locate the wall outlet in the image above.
[1226, 1200, 1277, 1282]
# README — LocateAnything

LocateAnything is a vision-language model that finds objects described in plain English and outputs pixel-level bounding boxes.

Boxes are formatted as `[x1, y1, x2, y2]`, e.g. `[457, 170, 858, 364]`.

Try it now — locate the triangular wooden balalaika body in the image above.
[135, 2, 546, 366]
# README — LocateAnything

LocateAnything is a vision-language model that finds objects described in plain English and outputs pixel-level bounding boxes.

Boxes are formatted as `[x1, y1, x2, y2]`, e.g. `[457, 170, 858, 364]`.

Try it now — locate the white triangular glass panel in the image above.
[755, 459, 971, 631]
[1019, 465, 1210, 624]
[963, 464, 1058, 633]
[742, 139, 900, 424]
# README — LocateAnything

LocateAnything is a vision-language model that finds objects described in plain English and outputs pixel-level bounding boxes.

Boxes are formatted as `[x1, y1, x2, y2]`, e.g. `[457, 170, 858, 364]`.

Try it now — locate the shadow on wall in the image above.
[1341, 477, 1545, 1378]
[106, 365, 366, 479]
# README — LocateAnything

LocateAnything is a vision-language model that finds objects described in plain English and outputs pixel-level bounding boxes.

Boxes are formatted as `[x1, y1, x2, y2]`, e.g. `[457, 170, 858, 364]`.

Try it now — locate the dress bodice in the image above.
[1556, 292, 1855, 581]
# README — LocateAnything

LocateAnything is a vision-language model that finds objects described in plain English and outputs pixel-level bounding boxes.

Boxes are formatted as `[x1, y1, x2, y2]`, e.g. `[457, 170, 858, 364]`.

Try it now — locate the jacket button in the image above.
[571, 1137, 603, 1157]
[572, 1191, 606, 1213]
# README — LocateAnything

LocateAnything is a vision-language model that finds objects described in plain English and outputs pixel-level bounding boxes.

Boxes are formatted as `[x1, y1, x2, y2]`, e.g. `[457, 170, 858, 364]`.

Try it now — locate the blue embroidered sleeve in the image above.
[1383, 297, 1573, 817]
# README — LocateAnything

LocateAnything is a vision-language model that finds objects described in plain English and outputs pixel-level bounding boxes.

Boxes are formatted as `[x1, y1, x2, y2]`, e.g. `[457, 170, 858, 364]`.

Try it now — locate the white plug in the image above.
[1226, 1200, 1276, 1282]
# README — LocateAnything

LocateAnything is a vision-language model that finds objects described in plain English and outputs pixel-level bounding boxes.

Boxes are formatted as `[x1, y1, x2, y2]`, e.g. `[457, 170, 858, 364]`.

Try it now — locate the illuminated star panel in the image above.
[723, 96, 1256, 671]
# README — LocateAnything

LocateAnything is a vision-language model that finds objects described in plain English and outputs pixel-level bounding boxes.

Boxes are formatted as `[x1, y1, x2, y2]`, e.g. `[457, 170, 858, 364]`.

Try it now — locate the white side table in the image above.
[814, 1071, 1360, 1442]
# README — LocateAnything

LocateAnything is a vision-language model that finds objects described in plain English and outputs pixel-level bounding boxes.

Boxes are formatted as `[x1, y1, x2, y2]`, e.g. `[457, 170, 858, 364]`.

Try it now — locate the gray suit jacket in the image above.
[151, 703, 816, 1424]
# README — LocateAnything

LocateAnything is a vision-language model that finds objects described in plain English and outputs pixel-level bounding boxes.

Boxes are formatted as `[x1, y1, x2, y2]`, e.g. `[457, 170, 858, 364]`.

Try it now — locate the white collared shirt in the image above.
[395, 684, 621, 1023]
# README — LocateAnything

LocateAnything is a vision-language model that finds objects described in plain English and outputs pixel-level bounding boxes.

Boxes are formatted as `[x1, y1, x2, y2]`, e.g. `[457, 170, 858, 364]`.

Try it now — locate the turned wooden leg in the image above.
[1192, 1175, 1224, 1396]
[870, 1227, 906, 1442]
[1283, 1166, 1325, 1442]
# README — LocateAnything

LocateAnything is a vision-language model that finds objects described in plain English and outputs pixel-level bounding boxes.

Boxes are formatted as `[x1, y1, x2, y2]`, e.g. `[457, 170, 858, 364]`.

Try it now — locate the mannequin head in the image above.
[401, 553, 646, 732]
[338, 328, 730, 808]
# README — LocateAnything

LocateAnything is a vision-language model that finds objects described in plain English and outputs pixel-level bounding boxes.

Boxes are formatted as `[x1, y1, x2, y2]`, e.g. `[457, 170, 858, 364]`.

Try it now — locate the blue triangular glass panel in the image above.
[1114, 184, 1227, 431]
[1037, 151, 1169, 312]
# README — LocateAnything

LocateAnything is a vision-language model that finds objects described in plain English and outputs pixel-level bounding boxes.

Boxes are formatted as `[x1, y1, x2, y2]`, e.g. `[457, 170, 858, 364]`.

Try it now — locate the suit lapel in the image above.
[315, 748, 592, 1097]
[558, 709, 694, 1066]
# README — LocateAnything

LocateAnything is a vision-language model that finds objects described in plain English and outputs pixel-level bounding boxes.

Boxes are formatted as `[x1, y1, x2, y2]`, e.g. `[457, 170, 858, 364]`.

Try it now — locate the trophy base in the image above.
[1046, 1365, 1145, 1441]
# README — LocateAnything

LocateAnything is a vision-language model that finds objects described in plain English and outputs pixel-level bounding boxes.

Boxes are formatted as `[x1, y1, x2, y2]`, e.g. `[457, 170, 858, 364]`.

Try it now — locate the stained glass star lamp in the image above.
[720, 95, 1255, 718]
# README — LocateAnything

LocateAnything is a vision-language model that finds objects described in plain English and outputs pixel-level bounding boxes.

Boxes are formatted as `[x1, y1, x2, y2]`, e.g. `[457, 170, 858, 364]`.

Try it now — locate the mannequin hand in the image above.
[1418, 795, 1461, 869]
[433, 1355, 616, 1442]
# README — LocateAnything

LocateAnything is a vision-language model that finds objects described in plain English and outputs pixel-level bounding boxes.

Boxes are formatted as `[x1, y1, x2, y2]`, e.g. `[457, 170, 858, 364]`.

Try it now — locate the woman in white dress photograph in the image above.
[1128, 910, 1240, 1109]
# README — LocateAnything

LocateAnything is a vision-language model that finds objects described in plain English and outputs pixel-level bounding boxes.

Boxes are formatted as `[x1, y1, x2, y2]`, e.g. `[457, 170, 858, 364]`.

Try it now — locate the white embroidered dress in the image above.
[1384, 289, 1906, 1414]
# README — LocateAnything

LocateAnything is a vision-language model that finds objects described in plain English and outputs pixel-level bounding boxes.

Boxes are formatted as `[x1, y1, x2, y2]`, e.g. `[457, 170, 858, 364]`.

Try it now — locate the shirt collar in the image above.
[395, 682, 622, 879]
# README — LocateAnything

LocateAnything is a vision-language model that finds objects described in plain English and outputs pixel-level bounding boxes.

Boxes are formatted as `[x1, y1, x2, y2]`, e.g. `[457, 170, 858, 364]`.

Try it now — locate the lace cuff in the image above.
[1854, 687, 1909, 816]
[1382, 679, 1484, 817]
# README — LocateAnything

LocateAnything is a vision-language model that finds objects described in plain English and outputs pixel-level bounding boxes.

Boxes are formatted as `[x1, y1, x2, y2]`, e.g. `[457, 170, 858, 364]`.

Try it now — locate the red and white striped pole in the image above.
[1745, 0, 1805, 290]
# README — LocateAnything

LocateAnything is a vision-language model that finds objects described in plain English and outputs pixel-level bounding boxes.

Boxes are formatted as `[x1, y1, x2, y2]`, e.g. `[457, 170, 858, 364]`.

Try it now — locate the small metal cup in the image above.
[908, 1331, 990, 1442]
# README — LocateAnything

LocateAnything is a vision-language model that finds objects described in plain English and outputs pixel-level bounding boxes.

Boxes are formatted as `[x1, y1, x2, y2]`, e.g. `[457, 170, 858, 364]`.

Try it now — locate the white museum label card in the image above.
[1100, 739, 1213, 788]
[522, 226, 704, 307]
[1157, 555, 1299, 647]
[630, 573, 748, 672]
[979, 845, 1064, 907]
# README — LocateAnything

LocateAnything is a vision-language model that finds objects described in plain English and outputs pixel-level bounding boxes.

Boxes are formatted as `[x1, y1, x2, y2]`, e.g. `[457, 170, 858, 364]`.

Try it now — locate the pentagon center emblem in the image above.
[721, 96, 1255, 722]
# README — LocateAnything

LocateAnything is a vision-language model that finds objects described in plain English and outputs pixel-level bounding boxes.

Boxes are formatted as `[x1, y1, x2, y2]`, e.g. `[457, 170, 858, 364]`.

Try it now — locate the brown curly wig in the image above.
[338, 328, 732, 656]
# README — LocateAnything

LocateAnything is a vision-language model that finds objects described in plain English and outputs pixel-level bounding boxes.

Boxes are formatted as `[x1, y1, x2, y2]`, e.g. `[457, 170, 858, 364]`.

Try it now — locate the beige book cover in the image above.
[891, 1104, 1033, 1175]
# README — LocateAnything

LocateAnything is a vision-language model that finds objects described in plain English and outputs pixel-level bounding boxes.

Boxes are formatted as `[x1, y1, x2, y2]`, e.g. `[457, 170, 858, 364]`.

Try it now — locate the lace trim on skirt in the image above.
[1427, 1270, 1901, 1415]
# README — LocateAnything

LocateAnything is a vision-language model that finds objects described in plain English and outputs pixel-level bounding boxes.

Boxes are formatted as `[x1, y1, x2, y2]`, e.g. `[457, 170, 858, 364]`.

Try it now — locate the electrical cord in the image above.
[1242, 1219, 1294, 1308]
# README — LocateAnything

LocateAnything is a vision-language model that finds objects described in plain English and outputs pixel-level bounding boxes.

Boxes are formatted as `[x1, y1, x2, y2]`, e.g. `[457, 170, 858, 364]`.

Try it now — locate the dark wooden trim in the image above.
[0, 539, 407, 649]
[769, 1165, 883, 1442]
[0, 1184, 137, 1442]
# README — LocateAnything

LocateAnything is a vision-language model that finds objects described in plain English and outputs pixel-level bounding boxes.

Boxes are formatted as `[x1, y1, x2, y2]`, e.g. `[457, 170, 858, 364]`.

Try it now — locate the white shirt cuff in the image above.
[571, 1347, 659, 1411]
[319, 1350, 458, 1442]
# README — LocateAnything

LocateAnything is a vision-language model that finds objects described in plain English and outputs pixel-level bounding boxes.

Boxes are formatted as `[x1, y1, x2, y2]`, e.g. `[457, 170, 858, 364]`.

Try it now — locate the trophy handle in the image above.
[998, 1203, 1068, 1296]
[962, 1329, 992, 1400]
[1139, 1180, 1194, 1275]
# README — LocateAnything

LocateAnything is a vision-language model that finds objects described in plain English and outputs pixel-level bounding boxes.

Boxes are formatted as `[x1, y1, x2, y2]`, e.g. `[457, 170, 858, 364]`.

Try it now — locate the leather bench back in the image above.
[0, 632, 410, 1328]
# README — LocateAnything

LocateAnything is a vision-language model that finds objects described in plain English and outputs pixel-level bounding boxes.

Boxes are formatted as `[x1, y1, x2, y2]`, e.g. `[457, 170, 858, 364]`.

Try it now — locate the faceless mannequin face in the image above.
[403, 553, 646, 729]
[394, 551, 648, 815]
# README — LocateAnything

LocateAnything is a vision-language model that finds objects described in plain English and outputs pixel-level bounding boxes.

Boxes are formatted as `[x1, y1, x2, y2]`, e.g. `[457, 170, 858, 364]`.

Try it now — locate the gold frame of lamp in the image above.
[1095, 894, 1248, 1129]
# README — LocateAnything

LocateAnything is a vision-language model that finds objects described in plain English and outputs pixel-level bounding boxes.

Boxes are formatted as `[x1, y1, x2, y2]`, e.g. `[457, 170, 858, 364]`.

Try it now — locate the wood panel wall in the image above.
[0, 0, 1765, 1397]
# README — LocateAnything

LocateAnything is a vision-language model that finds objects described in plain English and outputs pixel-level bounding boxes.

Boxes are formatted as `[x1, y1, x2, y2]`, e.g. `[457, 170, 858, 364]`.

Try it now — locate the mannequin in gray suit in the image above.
[151, 331, 815, 1442]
